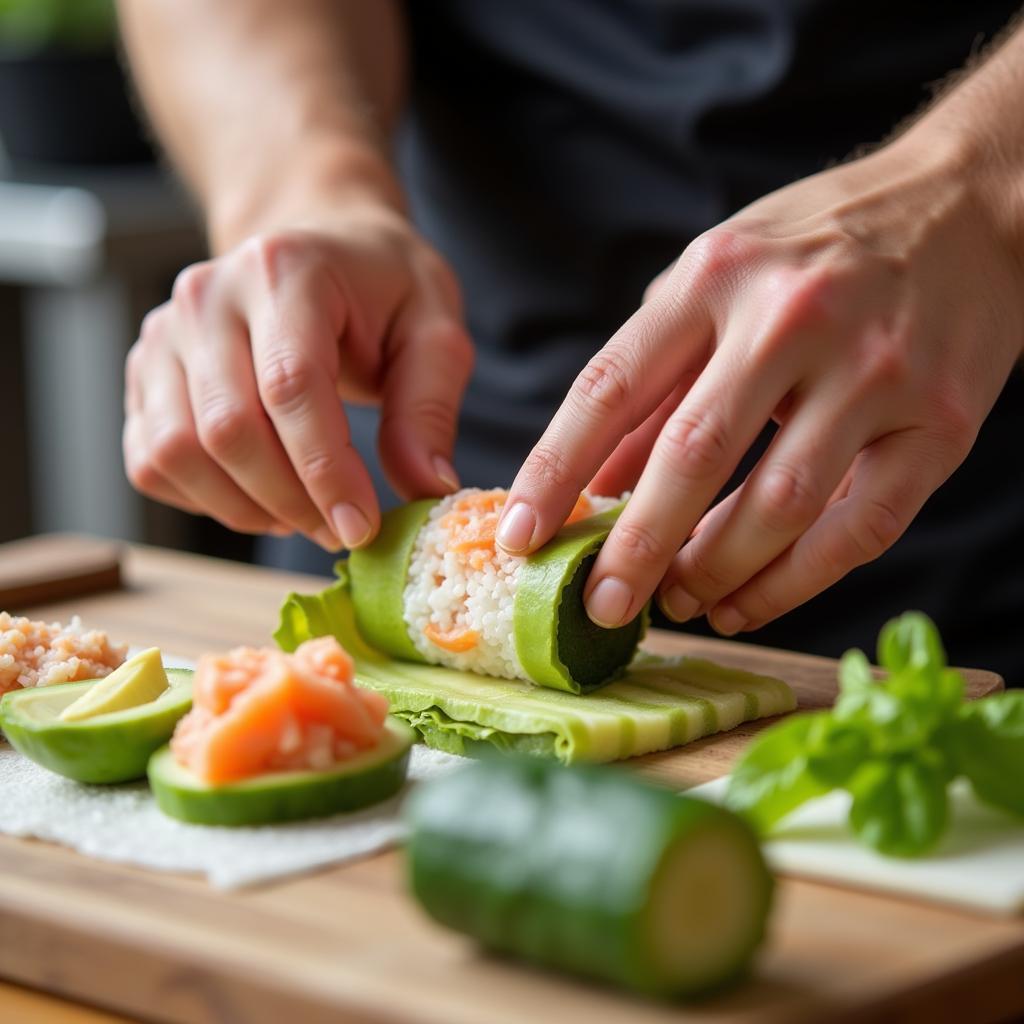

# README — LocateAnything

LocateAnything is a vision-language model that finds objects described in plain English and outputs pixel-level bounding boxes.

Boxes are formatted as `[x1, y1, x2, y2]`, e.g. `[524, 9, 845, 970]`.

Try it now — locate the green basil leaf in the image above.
[877, 612, 946, 675]
[847, 754, 950, 857]
[726, 713, 833, 833]
[950, 692, 1024, 818]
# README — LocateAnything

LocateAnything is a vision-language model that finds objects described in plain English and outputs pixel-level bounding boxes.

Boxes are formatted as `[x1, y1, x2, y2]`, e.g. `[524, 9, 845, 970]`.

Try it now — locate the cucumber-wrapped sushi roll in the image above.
[348, 488, 645, 694]
[406, 757, 774, 998]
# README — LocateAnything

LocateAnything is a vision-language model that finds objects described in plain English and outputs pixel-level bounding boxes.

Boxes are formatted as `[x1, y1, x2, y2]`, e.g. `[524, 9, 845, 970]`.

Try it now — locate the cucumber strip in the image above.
[406, 758, 774, 998]
[148, 717, 415, 826]
[346, 498, 437, 663]
[514, 506, 648, 693]
[0, 669, 194, 784]
[275, 578, 796, 764]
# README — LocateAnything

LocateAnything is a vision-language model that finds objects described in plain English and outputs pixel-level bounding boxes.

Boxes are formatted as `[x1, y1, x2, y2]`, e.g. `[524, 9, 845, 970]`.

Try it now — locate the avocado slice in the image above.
[0, 668, 193, 784]
[148, 717, 415, 826]
[60, 647, 169, 721]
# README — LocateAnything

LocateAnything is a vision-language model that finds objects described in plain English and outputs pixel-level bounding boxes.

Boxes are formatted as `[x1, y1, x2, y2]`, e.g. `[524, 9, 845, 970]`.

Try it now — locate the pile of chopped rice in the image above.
[0, 612, 128, 696]
[404, 488, 623, 680]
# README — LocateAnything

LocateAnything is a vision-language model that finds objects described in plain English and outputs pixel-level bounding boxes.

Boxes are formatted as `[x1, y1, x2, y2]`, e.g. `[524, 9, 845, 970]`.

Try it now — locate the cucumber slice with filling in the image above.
[148, 717, 415, 826]
[406, 758, 774, 998]
[0, 668, 194, 784]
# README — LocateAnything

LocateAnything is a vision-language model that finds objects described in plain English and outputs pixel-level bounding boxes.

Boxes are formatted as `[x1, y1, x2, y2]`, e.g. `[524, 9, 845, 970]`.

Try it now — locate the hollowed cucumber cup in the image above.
[147, 717, 415, 826]
[0, 668, 194, 784]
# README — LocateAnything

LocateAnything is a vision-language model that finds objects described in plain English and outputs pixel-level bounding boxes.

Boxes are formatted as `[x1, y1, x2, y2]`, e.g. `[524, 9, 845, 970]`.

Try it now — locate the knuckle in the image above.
[855, 328, 912, 391]
[382, 395, 454, 440]
[258, 351, 316, 413]
[572, 350, 634, 420]
[818, 498, 904, 570]
[171, 262, 214, 314]
[735, 574, 783, 623]
[611, 518, 670, 568]
[196, 402, 250, 458]
[679, 228, 753, 288]
[927, 390, 976, 460]
[658, 409, 729, 480]
[137, 307, 166, 346]
[239, 231, 307, 289]
[294, 449, 337, 489]
[148, 424, 199, 477]
[755, 461, 822, 533]
[681, 540, 731, 595]
[122, 429, 162, 495]
[524, 441, 578, 491]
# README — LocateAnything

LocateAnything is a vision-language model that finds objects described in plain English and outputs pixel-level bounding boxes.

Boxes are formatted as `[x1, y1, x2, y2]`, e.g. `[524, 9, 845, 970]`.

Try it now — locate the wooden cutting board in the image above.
[0, 543, 1017, 1024]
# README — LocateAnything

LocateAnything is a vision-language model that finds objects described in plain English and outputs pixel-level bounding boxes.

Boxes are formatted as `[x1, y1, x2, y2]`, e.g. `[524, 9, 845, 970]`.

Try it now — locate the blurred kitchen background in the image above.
[0, 0, 251, 560]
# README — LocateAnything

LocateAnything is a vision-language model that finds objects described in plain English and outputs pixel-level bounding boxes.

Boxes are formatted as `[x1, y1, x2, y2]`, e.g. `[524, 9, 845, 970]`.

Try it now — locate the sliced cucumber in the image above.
[347, 499, 437, 664]
[148, 717, 415, 826]
[515, 505, 647, 693]
[0, 668, 193, 784]
[406, 758, 774, 998]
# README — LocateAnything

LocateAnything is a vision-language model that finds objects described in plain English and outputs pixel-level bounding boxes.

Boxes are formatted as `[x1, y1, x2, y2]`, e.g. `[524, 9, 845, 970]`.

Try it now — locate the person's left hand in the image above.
[495, 132, 1024, 636]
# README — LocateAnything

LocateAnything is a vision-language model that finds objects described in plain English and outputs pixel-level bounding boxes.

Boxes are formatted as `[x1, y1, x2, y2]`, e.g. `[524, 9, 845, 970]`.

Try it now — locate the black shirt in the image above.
[262, 1, 1024, 683]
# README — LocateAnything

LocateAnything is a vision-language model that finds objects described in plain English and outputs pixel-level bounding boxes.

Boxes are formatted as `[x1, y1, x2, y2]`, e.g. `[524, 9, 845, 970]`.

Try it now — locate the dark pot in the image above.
[0, 48, 153, 165]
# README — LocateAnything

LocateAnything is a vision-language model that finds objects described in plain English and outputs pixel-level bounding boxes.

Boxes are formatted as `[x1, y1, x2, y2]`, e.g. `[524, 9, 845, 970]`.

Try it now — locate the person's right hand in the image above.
[123, 205, 473, 550]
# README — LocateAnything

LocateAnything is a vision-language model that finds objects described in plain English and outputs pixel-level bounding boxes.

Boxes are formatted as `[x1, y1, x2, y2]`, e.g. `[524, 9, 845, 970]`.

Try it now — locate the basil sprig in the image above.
[726, 612, 1024, 857]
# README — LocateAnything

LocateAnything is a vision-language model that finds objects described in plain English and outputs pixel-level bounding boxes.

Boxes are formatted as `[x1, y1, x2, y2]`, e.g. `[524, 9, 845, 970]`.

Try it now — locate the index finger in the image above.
[497, 288, 712, 554]
[243, 239, 380, 549]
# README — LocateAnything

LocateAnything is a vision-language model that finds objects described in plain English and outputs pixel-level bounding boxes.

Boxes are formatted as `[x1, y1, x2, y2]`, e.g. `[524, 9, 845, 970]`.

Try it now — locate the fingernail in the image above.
[312, 525, 342, 552]
[711, 604, 748, 636]
[331, 503, 372, 549]
[496, 501, 536, 553]
[432, 454, 460, 492]
[660, 585, 701, 623]
[586, 576, 633, 628]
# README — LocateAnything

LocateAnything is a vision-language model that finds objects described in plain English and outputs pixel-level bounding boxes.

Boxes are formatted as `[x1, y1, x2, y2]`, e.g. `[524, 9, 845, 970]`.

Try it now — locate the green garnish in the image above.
[726, 611, 1024, 857]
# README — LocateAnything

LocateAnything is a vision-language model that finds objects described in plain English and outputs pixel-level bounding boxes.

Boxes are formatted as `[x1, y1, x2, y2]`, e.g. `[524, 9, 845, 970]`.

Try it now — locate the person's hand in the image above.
[123, 205, 472, 549]
[497, 134, 1024, 635]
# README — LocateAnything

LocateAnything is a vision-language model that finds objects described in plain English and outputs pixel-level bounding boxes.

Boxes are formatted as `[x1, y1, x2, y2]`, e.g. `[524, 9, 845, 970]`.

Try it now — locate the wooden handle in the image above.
[0, 534, 123, 611]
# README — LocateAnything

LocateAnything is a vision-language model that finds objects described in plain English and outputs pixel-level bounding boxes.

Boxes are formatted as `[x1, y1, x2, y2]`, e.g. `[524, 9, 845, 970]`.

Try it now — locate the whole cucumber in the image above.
[405, 758, 774, 998]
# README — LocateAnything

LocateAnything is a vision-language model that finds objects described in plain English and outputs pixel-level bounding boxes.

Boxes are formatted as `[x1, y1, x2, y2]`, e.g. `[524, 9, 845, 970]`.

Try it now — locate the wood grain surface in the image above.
[0, 539, 1020, 1024]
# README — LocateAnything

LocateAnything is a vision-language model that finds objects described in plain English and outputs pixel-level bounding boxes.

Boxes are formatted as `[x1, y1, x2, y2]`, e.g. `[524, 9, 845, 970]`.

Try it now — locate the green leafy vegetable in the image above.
[727, 611, 1021, 858]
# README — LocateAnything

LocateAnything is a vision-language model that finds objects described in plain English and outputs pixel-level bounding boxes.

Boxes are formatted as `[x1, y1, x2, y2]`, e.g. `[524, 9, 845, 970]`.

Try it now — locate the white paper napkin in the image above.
[691, 776, 1024, 916]
[0, 740, 463, 889]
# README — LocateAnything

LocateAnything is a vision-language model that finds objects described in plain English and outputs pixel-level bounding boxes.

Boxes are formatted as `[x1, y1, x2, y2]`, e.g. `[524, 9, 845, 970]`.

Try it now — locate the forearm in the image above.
[118, 0, 408, 251]
[898, 15, 1024, 281]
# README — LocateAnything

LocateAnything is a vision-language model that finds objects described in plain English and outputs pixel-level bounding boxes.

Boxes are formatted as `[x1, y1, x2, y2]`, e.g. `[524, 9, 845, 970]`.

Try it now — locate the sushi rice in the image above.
[403, 488, 623, 680]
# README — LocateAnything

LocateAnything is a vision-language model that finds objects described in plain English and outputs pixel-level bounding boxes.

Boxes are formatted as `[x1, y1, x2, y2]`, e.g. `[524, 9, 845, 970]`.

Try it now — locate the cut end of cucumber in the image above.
[643, 815, 773, 995]
[148, 717, 415, 826]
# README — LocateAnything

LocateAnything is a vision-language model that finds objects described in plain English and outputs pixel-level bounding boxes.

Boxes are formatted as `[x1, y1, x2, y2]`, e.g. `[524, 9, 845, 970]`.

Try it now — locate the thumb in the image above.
[377, 289, 474, 500]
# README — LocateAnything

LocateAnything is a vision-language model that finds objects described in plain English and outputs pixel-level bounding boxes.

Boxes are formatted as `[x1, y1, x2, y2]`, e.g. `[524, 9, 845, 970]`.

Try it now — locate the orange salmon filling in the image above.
[423, 623, 482, 653]
[170, 637, 389, 784]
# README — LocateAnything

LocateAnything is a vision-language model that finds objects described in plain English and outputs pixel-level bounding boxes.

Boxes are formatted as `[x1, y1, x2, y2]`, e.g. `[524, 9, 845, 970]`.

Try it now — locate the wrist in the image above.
[207, 138, 409, 253]
[897, 70, 1024, 291]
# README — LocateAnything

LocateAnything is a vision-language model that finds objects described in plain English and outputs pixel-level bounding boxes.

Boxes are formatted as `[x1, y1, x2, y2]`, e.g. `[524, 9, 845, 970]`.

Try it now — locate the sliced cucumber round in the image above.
[148, 717, 415, 826]
[0, 668, 194, 784]
[406, 757, 774, 998]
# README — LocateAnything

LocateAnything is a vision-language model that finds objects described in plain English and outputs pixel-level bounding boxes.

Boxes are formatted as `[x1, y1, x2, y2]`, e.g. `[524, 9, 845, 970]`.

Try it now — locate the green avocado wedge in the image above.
[147, 717, 415, 826]
[0, 668, 193, 784]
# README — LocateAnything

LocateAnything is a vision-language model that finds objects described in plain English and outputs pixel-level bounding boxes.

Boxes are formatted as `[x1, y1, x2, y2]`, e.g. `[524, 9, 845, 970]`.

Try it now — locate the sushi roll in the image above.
[347, 488, 646, 694]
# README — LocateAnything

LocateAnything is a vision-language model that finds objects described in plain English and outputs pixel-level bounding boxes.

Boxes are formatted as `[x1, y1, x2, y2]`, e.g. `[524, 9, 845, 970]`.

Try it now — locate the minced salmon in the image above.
[0, 612, 128, 696]
[170, 637, 389, 784]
